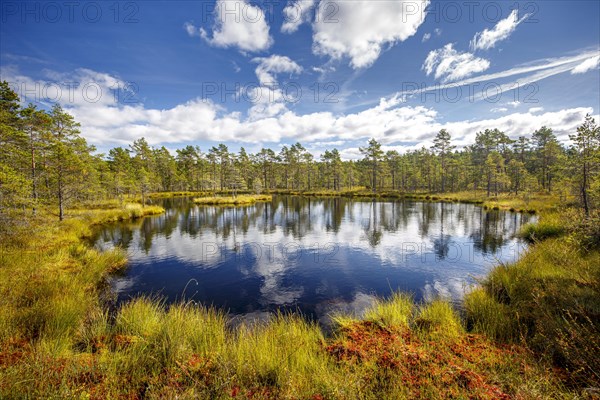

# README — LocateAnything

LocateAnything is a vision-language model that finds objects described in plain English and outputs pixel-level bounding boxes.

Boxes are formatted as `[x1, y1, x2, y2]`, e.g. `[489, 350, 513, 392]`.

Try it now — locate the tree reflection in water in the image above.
[92, 196, 535, 323]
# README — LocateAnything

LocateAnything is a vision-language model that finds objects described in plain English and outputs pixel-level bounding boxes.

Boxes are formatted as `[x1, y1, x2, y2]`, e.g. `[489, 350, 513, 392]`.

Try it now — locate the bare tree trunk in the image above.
[58, 179, 64, 221]
[31, 142, 37, 215]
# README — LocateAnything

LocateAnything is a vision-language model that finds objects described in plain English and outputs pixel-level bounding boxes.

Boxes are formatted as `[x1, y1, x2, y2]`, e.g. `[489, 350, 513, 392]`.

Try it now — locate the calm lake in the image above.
[93, 196, 535, 324]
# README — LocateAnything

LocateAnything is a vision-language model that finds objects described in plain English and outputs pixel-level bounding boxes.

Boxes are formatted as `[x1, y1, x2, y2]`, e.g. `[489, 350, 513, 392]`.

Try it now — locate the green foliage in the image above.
[0, 163, 31, 211]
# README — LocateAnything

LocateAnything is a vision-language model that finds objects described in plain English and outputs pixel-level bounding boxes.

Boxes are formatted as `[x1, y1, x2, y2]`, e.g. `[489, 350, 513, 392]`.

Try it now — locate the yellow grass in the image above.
[193, 194, 272, 205]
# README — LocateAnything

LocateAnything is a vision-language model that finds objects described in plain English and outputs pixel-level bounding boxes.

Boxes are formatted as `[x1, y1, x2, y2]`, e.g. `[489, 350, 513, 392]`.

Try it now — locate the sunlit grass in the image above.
[415, 300, 464, 340]
[363, 292, 413, 328]
[519, 212, 566, 241]
[193, 194, 272, 205]
[465, 233, 600, 386]
[0, 198, 595, 397]
[464, 288, 517, 342]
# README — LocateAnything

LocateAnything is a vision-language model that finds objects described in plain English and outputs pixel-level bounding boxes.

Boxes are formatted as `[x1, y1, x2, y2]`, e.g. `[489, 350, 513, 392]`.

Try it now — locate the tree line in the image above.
[1, 81, 599, 220]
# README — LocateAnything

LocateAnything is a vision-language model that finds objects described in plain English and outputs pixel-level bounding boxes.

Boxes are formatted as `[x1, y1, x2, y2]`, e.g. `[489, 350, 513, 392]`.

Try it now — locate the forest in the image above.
[2, 80, 599, 222]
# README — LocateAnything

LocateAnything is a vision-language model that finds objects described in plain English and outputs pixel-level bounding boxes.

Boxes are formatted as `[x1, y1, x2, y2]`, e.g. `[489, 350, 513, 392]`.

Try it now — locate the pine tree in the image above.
[569, 114, 600, 216]
[360, 139, 384, 193]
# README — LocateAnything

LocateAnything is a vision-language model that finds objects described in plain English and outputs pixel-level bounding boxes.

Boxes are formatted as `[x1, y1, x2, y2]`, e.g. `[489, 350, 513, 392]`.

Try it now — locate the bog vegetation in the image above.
[1, 81, 599, 398]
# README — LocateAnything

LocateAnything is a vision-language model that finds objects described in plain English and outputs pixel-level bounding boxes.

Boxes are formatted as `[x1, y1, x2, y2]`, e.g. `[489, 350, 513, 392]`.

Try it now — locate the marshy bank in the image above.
[193, 194, 273, 205]
[0, 195, 598, 398]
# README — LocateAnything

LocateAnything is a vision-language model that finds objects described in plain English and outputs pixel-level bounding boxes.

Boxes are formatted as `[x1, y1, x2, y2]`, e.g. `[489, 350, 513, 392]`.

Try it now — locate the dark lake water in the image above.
[93, 196, 535, 324]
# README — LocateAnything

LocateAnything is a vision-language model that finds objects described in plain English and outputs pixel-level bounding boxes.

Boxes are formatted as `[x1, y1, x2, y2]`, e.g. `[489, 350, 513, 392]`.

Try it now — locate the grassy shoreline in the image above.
[193, 194, 273, 205]
[0, 194, 597, 398]
[151, 188, 568, 213]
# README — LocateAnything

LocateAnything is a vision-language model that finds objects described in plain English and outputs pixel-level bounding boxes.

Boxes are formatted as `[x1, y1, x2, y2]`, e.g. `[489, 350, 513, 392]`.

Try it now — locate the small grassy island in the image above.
[193, 194, 273, 205]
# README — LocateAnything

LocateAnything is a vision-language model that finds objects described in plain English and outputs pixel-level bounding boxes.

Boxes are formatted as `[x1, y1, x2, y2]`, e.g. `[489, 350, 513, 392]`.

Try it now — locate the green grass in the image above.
[268, 188, 567, 214]
[465, 210, 600, 386]
[363, 292, 413, 328]
[193, 194, 272, 205]
[519, 212, 566, 241]
[0, 198, 596, 398]
[1, 288, 575, 399]
[152, 189, 568, 215]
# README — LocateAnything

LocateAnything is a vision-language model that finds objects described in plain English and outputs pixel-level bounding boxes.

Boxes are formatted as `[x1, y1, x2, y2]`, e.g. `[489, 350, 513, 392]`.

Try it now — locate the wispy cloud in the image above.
[470, 10, 529, 51]
[412, 50, 600, 98]
[423, 44, 490, 82]
[571, 55, 600, 74]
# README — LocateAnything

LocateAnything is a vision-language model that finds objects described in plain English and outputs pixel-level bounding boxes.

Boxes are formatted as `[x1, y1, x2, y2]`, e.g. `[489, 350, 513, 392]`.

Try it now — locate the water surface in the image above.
[93, 196, 534, 323]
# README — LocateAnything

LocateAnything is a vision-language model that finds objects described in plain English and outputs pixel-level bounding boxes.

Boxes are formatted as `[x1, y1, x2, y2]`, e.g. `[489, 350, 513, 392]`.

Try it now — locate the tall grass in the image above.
[0, 198, 592, 398]
[465, 211, 600, 387]
[519, 212, 566, 241]
[363, 292, 413, 327]
[228, 313, 342, 397]
[415, 300, 464, 340]
[193, 194, 272, 205]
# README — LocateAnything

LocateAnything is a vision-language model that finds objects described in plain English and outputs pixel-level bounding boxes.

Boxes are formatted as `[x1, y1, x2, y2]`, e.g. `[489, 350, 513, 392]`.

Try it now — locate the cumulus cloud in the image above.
[422, 33, 431, 42]
[423, 44, 490, 82]
[191, 0, 273, 53]
[491, 107, 508, 113]
[470, 10, 529, 51]
[281, 0, 316, 33]
[571, 55, 600, 74]
[251, 55, 303, 86]
[0, 65, 130, 109]
[312, 0, 429, 69]
[2, 67, 596, 157]
[246, 55, 303, 120]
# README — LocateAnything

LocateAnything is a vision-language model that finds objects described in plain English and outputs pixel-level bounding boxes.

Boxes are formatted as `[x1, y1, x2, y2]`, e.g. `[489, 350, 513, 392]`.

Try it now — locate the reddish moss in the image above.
[325, 321, 526, 399]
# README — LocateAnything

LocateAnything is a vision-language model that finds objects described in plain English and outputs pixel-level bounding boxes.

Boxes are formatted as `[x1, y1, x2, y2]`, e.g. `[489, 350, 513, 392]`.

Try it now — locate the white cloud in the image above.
[251, 55, 303, 87]
[384, 50, 600, 105]
[491, 107, 508, 113]
[183, 22, 200, 37]
[193, 0, 273, 53]
[281, 0, 316, 33]
[423, 44, 490, 82]
[506, 100, 520, 108]
[434, 28, 442, 36]
[311, 64, 337, 78]
[529, 107, 544, 113]
[2, 67, 596, 157]
[422, 33, 431, 42]
[312, 0, 429, 69]
[470, 10, 529, 51]
[571, 55, 600, 74]
[246, 55, 303, 120]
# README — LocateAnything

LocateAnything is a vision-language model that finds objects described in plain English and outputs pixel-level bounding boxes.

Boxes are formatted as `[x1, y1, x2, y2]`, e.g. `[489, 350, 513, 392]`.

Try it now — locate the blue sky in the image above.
[1, 0, 599, 158]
